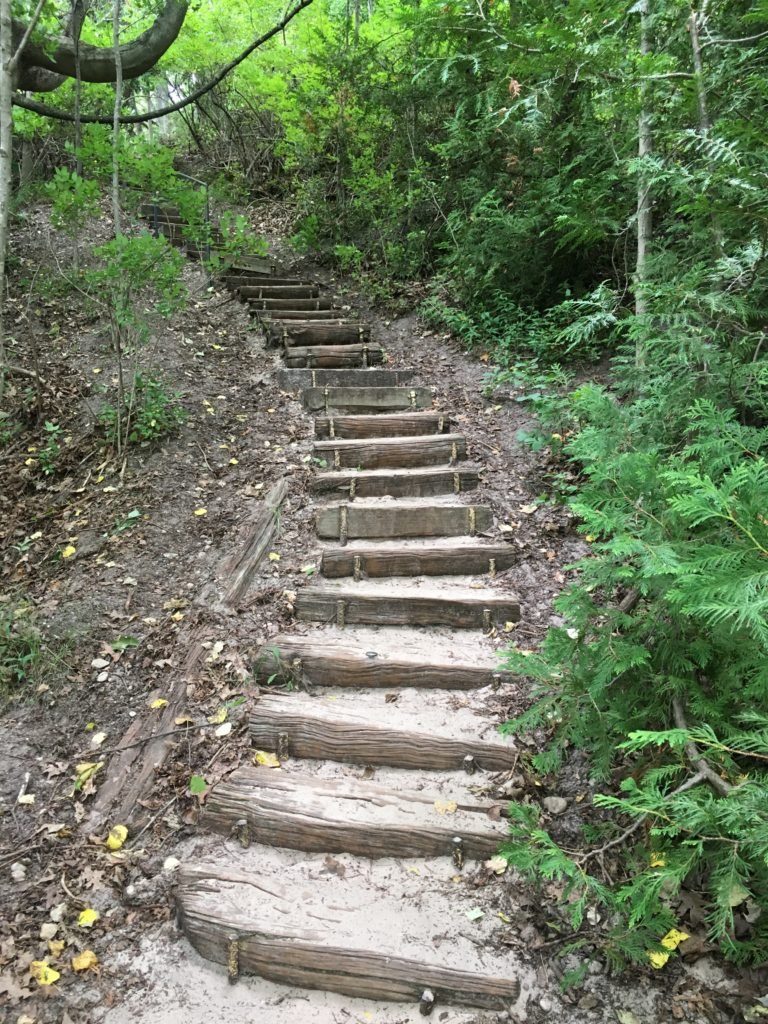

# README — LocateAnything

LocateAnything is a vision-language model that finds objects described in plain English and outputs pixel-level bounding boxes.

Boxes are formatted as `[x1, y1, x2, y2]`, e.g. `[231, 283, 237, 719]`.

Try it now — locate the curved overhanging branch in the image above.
[13, 0, 189, 85]
[12, 0, 315, 125]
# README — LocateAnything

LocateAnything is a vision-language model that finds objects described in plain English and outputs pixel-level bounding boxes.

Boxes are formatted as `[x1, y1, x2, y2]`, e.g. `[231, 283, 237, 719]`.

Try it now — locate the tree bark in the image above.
[0, 0, 14, 408]
[635, 0, 653, 360]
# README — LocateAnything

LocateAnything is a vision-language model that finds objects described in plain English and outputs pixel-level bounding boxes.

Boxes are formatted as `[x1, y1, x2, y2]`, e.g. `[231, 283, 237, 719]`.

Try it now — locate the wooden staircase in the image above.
[176, 258, 522, 1013]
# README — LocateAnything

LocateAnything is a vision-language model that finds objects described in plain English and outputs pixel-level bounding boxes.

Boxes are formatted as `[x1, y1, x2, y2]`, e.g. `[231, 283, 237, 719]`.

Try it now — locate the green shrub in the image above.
[100, 375, 186, 446]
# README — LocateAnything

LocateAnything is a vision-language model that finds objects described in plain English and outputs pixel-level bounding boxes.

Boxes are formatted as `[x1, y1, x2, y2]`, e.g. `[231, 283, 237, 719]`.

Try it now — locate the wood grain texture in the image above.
[178, 864, 520, 1008]
[315, 502, 492, 539]
[250, 693, 518, 770]
[279, 368, 415, 390]
[238, 284, 320, 299]
[303, 385, 432, 413]
[295, 586, 520, 627]
[226, 276, 303, 288]
[320, 542, 516, 578]
[203, 767, 506, 859]
[284, 345, 384, 369]
[247, 296, 333, 310]
[311, 466, 480, 499]
[313, 434, 466, 469]
[218, 479, 287, 606]
[253, 310, 338, 321]
[314, 412, 448, 439]
[253, 634, 506, 689]
[269, 322, 372, 347]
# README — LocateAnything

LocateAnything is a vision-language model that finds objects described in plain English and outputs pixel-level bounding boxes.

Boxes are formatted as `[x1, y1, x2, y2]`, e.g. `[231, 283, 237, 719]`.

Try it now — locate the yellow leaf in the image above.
[85, 721, 95, 731]
[150, 698, 168, 709]
[92, 367, 102, 374]
[72, 949, 99, 972]
[193, 508, 207, 516]
[61, 545, 77, 559]
[485, 855, 508, 875]
[433, 800, 458, 815]
[648, 928, 689, 969]
[74, 762, 102, 787]
[497, 911, 512, 924]
[106, 824, 128, 851]
[25, 457, 37, 466]
[48, 939, 65, 957]
[253, 750, 281, 768]
[175, 715, 194, 726]
[268, 552, 280, 562]
[208, 706, 228, 725]
[648, 950, 670, 970]
[649, 851, 666, 868]
[503, 621, 516, 633]
[171, 611, 185, 621]
[77, 908, 100, 928]
[30, 960, 60, 986]
[229, 458, 239, 465]
[585, 534, 596, 543]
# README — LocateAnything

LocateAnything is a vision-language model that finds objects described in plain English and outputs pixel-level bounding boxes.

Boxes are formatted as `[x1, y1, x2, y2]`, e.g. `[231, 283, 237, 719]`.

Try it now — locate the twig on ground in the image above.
[673, 697, 734, 797]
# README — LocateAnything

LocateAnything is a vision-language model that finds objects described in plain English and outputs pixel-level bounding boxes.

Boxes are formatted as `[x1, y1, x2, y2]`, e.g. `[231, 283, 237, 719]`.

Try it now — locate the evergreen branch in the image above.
[673, 698, 734, 797]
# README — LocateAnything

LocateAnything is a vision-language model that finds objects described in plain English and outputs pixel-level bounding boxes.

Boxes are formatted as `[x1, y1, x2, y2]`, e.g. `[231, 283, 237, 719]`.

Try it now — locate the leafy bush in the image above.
[100, 375, 186, 447]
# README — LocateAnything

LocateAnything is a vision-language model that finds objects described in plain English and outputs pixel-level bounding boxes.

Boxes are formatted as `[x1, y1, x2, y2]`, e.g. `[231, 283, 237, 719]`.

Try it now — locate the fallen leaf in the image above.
[17, 794, 34, 805]
[30, 960, 60, 986]
[648, 927, 689, 969]
[91, 731, 107, 748]
[485, 856, 508, 875]
[433, 800, 458, 815]
[175, 715, 194, 726]
[149, 698, 168, 709]
[616, 1012, 642, 1024]
[71, 949, 99, 972]
[497, 911, 512, 923]
[189, 774, 207, 795]
[106, 825, 128, 851]
[268, 551, 280, 562]
[465, 907, 484, 922]
[193, 508, 207, 517]
[214, 722, 232, 738]
[519, 503, 538, 515]
[48, 939, 65, 957]
[253, 750, 281, 768]
[73, 762, 102, 791]
[207, 707, 227, 725]
[77, 908, 100, 928]
[39, 923, 58, 940]
[229, 458, 239, 465]
[61, 545, 77, 559]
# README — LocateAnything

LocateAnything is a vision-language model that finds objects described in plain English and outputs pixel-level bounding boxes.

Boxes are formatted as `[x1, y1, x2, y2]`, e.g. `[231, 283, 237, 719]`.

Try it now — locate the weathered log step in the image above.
[285, 345, 385, 369]
[178, 864, 520, 1009]
[313, 434, 466, 470]
[295, 583, 520, 628]
[247, 296, 334, 310]
[240, 284, 320, 299]
[225, 255, 279, 274]
[316, 501, 492, 540]
[250, 692, 517, 771]
[203, 766, 506, 859]
[279, 368, 414, 390]
[303, 385, 433, 414]
[311, 466, 481, 499]
[315, 411, 449, 439]
[226, 276, 308, 288]
[254, 629, 506, 690]
[256, 309, 340, 321]
[268, 322, 371, 347]
[320, 541, 516, 578]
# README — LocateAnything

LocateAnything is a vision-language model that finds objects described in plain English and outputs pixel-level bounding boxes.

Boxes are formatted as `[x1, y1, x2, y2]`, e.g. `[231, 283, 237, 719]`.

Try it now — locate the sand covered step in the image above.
[268, 321, 371, 347]
[177, 863, 520, 1009]
[284, 344, 385, 369]
[316, 501, 491, 540]
[295, 581, 520, 628]
[303, 385, 433, 414]
[250, 691, 517, 771]
[252, 628, 506, 689]
[254, 309, 340, 321]
[311, 466, 480, 499]
[315, 411, 449, 439]
[320, 540, 516, 578]
[279, 368, 415, 390]
[247, 296, 333, 310]
[313, 434, 465, 470]
[239, 284, 320, 300]
[202, 766, 506, 859]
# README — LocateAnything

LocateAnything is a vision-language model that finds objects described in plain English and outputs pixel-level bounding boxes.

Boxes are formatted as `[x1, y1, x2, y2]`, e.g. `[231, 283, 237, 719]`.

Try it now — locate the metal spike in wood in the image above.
[277, 732, 290, 761]
[362, 344, 369, 369]
[452, 836, 465, 871]
[420, 989, 436, 1016]
[234, 818, 250, 849]
[489, 558, 496, 578]
[468, 507, 476, 537]
[336, 599, 346, 628]
[410, 389, 417, 408]
[438, 416, 444, 432]
[450, 442, 458, 465]
[227, 934, 240, 983]
[334, 448, 341, 469]
[492, 673, 502, 691]
[329, 417, 336, 439]
[349, 478, 356, 501]
[454, 472, 461, 494]
[482, 608, 492, 633]
[339, 505, 348, 546]
[353, 555, 362, 582]
[313, 370, 318, 388]
[463, 754, 476, 775]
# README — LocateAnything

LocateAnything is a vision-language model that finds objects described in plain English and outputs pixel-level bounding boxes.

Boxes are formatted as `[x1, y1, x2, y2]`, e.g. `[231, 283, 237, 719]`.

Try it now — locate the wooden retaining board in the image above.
[253, 633, 506, 689]
[311, 466, 480, 499]
[284, 344, 384, 369]
[295, 585, 520, 628]
[225, 255, 278, 274]
[203, 767, 506, 859]
[239, 284, 320, 299]
[313, 434, 465, 469]
[269, 322, 371, 347]
[279, 368, 414, 390]
[226, 276, 307, 288]
[247, 296, 333, 310]
[178, 864, 520, 1008]
[303, 385, 432, 414]
[316, 502, 492, 539]
[320, 542, 516, 578]
[255, 310, 339, 321]
[314, 411, 448, 439]
[250, 693, 518, 771]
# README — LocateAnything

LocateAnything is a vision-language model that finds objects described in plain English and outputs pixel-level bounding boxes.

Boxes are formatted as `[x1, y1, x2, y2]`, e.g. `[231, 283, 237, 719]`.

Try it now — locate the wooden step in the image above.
[178, 863, 521, 1009]
[311, 466, 480, 499]
[284, 344, 384, 369]
[320, 541, 516, 578]
[256, 309, 340, 321]
[239, 284, 320, 299]
[295, 583, 520, 628]
[278, 368, 414, 390]
[313, 434, 465, 470]
[226, 275, 308, 288]
[224, 255, 278, 275]
[315, 411, 448, 439]
[303, 385, 432, 414]
[253, 630, 506, 689]
[250, 692, 518, 771]
[316, 501, 492, 540]
[268, 321, 371, 347]
[248, 296, 333, 310]
[203, 767, 506, 859]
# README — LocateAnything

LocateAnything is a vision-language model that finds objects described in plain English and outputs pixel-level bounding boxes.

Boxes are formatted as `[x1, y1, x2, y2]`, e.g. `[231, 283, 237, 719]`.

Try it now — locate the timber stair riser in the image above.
[285, 345, 384, 369]
[303, 385, 433, 414]
[295, 590, 520, 628]
[247, 297, 334, 311]
[311, 467, 480, 499]
[268, 323, 371, 347]
[254, 639, 507, 690]
[280, 369, 415, 390]
[313, 435, 466, 470]
[320, 543, 515, 578]
[240, 285, 321, 299]
[250, 697, 518, 771]
[228, 276, 312, 288]
[315, 412, 449, 439]
[316, 503, 492, 540]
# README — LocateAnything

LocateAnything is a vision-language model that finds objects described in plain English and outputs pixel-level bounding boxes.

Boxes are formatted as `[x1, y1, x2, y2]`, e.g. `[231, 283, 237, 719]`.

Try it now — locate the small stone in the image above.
[539, 997, 553, 1012]
[588, 960, 603, 975]
[50, 902, 66, 922]
[578, 995, 599, 1010]
[10, 862, 27, 882]
[163, 857, 181, 873]
[543, 796, 568, 815]
[40, 922, 58, 940]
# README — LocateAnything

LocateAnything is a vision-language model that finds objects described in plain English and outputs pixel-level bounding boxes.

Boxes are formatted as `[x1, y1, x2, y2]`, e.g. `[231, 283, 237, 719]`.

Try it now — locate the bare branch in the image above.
[673, 698, 734, 797]
[702, 28, 768, 48]
[9, 0, 47, 71]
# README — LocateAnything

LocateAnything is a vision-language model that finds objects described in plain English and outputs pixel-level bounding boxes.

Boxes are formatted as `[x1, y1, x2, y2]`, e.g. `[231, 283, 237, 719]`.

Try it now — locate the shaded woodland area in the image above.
[1, 0, 768, 1005]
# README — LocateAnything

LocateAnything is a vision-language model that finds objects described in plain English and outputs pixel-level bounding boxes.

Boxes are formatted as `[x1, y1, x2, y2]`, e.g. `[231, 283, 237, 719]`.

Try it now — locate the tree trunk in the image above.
[0, 0, 14, 407]
[635, 0, 653, 353]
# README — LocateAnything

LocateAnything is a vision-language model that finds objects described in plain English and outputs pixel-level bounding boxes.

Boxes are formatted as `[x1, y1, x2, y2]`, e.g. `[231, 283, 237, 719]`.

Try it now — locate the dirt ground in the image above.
[0, 203, 763, 1024]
